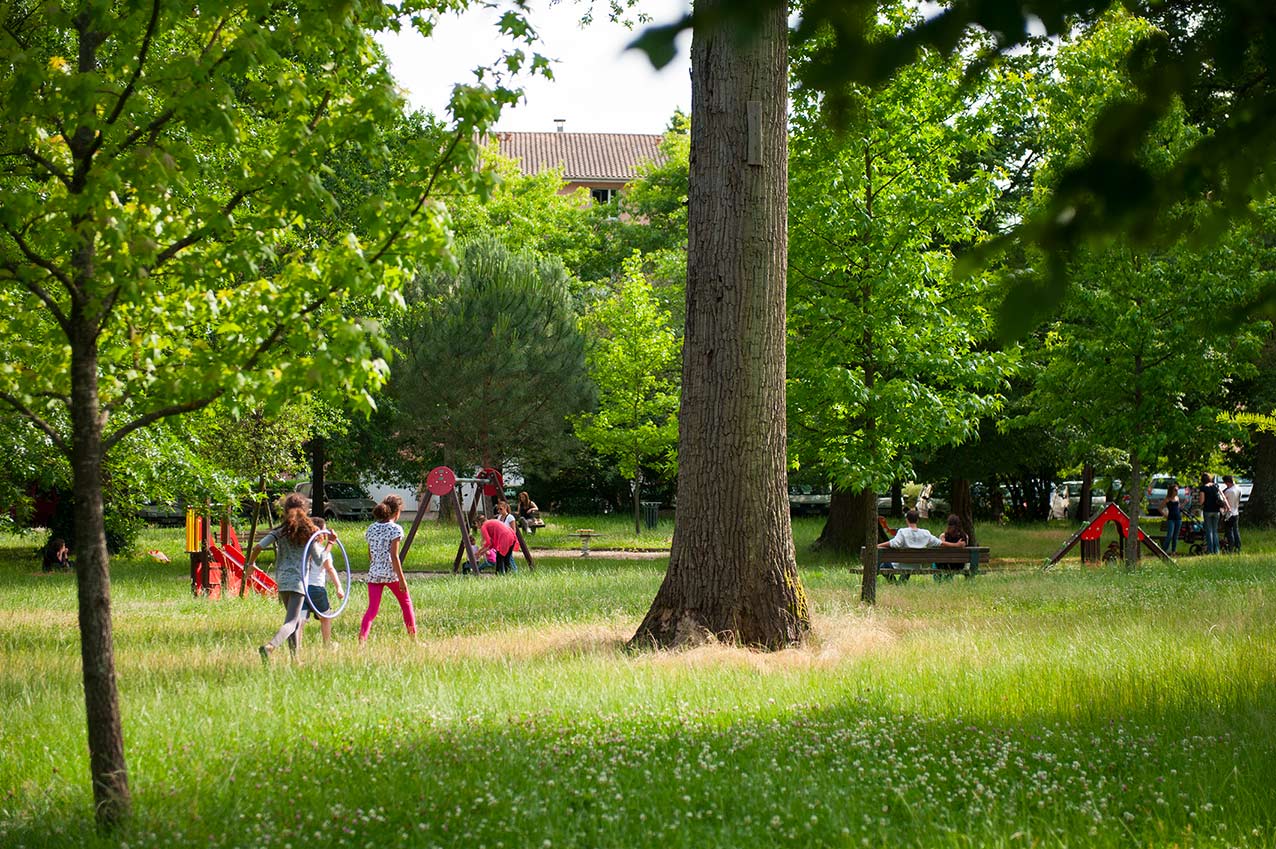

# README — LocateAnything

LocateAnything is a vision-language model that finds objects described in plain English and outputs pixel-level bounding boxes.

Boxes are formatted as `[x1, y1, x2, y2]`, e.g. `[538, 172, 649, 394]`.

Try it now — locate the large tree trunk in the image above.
[632, 1, 807, 650]
[1244, 430, 1276, 527]
[70, 314, 131, 826]
[813, 486, 872, 554]
[950, 478, 976, 546]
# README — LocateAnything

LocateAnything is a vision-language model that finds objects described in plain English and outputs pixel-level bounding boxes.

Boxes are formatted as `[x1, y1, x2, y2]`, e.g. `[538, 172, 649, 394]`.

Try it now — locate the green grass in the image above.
[1, 521, 1274, 848]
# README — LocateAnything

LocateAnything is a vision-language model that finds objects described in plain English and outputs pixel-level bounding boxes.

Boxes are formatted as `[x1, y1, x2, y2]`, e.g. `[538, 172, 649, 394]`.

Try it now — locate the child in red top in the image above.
[475, 519, 518, 575]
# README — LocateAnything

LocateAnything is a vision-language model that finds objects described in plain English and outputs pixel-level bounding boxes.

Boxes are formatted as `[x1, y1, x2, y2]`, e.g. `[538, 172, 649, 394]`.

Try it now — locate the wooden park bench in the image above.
[857, 546, 990, 580]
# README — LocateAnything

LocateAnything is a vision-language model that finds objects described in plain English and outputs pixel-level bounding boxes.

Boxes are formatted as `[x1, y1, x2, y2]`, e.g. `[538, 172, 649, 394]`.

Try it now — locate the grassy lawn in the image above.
[1, 519, 1274, 848]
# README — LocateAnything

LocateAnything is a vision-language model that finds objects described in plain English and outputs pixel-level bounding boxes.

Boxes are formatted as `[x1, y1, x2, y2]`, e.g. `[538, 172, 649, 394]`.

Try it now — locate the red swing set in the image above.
[398, 466, 535, 574]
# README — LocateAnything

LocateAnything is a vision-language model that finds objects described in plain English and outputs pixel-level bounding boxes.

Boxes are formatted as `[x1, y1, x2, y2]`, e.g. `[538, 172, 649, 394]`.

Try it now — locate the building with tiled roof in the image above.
[493, 125, 665, 203]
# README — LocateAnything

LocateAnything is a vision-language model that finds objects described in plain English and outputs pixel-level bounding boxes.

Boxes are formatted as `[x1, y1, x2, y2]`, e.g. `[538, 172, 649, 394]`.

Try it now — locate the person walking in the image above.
[1221, 475, 1241, 553]
[247, 493, 324, 664]
[1199, 473, 1223, 555]
[358, 494, 417, 642]
[1161, 479, 1182, 555]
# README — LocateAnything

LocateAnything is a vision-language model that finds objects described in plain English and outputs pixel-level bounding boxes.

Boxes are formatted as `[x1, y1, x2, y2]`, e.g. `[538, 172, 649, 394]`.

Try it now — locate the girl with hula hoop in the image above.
[303, 518, 345, 647]
[358, 494, 417, 643]
[248, 493, 325, 664]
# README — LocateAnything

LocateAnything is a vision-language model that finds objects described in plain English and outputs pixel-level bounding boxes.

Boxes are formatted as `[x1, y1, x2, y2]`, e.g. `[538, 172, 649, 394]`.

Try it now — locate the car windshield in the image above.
[326, 483, 367, 499]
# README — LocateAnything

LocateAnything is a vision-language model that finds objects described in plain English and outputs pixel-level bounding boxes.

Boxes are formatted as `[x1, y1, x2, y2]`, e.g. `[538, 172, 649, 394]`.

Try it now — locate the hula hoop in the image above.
[302, 528, 352, 620]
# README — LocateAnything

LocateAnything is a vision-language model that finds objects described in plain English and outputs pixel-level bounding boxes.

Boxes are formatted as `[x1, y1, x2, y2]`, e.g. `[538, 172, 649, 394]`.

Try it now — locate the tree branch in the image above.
[146, 187, 256, 271]
[368, 130, 465, 265]
[104, 0, 162, 127]
[0, 148, 73, 188]
[0, 392, 69, 454]
[1, 224, 73, 332]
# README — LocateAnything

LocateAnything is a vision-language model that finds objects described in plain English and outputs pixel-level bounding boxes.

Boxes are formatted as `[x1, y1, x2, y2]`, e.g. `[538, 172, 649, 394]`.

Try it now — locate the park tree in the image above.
[1019, 11, 1269, 565]
[0, 1, 540, 826]
[786, 10, 1013, 601]
[575, 253, 680, 534]
[630, 0, 807, 650]
[634, 0, 1276, 335]
[388, 237, 591, 476]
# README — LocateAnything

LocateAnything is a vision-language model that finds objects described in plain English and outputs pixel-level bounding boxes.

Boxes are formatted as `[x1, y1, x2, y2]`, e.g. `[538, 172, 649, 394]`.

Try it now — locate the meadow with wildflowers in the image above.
[1, 519, 1273, 848]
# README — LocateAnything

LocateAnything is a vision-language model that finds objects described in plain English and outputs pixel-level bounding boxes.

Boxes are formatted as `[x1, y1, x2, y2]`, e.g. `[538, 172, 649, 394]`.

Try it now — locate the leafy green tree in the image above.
[786, 11, 1013, 600]
[446, 146, 597, 274]
[1019, 12, 1270, 564]
[0, 2, 539, 825]
[388, 237, 591, 475]
[634, 0, 1276, 332]
[576, 114, 690, 307]
[574, 253, 680, 534]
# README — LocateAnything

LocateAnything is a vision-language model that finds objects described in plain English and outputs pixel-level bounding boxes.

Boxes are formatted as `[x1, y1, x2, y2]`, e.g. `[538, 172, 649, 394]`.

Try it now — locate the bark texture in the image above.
[70, 293, 130, 825]
[813, 487, 873, 554]
[1245, 430, 1276, 527]
[631, 1, 807, 650]
[950, 478, 976, 546]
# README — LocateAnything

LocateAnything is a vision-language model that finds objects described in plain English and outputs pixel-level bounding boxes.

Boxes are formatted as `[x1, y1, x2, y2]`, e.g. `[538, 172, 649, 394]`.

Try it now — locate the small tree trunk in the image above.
[310, 435, 326, 519]
[889, 480, 903, 517]
[70, 318, 131, 826]
[632, 0, 807, 649]
[859, 487, 878, 604]
[632, 468, 642, 536]
[1125, 454, 1143, 569]
[1079, 463, 1095, 521]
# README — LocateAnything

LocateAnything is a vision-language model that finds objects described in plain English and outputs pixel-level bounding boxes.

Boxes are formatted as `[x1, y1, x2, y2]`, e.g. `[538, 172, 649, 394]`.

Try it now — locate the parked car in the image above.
[788, 483, 831, 516]
[294, 481, 375, 521]
[138, 500, 184, 526]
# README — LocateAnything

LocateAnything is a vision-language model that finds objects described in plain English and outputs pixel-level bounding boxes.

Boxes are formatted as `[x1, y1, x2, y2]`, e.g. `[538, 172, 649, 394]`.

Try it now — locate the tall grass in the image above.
[1, 525, 1274, 848]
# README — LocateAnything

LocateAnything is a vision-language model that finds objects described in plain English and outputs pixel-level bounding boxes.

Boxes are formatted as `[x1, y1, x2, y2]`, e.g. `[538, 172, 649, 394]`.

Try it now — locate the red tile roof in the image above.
[493, 132, 665, 182]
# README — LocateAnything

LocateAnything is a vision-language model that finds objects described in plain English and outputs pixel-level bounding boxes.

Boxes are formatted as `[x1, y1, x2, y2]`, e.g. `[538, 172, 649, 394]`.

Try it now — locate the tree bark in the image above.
[813, 486, 872, 554]
[950, 477, 976, 546]
[631, 1, 807, 650]
[69, 321, 131, 827]
[1078, 462, 1095, 521]
[310, 435, 326, 519]
[1244, 430, 1276, 527]
[859, 486, 878, 604]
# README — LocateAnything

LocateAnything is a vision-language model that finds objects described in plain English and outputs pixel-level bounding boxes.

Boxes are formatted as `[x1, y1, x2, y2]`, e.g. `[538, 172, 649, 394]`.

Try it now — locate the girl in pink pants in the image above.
[359, 495, 416, 641]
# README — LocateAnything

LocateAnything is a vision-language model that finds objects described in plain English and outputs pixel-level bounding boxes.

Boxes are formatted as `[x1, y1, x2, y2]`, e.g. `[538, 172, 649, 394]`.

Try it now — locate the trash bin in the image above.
[640, 501, 661, 529]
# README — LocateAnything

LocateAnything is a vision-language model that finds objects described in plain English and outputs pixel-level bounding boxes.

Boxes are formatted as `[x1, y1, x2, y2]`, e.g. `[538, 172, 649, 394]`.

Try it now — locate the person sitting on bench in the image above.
[877, 509, 966, 563]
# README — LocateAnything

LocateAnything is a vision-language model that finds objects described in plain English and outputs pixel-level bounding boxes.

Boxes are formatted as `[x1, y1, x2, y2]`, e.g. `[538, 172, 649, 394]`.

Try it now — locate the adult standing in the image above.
[247, 493, 323, 664]
[1221, 475, 1241, 553]
[1199, 473, 1223, 555]
[1161, 479, 1182, 555]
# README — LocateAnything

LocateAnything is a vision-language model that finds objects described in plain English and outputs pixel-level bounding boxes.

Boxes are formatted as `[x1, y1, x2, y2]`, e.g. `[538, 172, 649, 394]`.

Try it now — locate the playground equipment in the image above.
[185, 506, 277, 599]
[399, 466, 535, 573]
[1046, 503, 1170, 566]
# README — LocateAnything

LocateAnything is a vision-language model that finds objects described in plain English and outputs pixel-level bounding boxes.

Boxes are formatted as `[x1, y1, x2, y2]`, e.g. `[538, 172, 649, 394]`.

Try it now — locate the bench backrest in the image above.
[858, 546, 990, 565]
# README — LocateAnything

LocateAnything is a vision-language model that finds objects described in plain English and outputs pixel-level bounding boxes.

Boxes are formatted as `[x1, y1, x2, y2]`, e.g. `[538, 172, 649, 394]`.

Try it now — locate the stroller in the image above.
[1177, 513, 1233, 555]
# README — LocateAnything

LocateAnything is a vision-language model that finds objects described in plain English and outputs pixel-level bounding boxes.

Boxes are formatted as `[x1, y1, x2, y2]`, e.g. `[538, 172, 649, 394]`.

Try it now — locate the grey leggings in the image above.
[266, 591, 306, 656]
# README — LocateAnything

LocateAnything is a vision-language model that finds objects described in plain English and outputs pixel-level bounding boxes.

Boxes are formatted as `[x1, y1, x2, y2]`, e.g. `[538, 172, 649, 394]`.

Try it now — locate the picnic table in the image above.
[567, 530, 600, 556]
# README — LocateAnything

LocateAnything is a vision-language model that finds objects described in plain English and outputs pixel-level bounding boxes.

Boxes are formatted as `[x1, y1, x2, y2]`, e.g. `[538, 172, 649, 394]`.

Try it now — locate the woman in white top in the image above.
[358, 495, 416, 642]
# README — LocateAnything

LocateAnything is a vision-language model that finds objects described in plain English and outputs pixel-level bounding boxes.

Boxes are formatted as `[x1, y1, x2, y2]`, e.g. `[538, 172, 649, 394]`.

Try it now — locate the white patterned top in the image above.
[364, 521, 404, 584]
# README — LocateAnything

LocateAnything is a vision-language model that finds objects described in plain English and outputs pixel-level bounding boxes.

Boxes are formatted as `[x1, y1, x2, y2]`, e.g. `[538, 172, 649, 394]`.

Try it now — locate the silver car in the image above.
[294, 481, 375, 521]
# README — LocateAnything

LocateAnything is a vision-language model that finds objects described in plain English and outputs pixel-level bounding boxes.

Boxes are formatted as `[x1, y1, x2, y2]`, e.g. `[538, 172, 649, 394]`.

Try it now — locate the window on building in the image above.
[590, 187, 616, 204]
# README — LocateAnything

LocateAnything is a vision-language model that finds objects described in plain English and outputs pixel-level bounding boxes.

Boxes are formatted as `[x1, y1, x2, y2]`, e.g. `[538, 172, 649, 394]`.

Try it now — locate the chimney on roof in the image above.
[554, 118, 565, 133]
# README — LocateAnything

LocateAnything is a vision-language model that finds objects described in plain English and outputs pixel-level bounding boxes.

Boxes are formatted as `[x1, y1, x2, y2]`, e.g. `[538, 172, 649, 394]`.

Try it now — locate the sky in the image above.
[376, 1, 693, 135]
